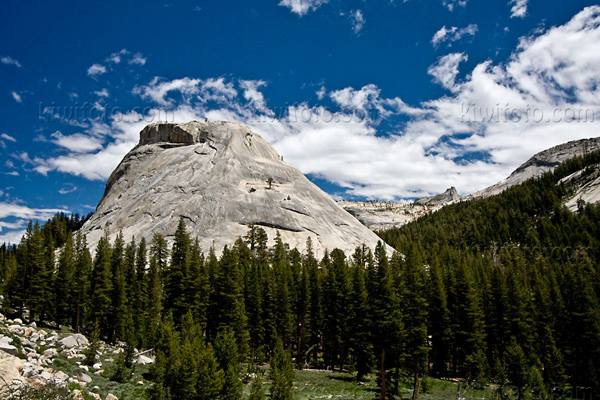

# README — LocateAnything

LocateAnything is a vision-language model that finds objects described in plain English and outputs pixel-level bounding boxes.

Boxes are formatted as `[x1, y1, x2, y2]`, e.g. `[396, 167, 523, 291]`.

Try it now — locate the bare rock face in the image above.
[468, 137, 600, 200]
[338, 201, 434, 231]
[339, 187, 459, 232]
[415, 187, 460, 206]
[81, 121, 385, 256]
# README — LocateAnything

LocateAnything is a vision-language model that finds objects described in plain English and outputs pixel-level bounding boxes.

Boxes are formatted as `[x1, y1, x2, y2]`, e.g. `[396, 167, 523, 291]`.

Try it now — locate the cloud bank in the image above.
[32, 6, 600, 202]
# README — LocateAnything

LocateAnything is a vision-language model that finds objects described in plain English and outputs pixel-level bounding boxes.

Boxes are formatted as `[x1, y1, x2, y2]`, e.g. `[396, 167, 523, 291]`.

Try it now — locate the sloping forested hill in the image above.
[379, 150, 600, 390]
[0, 153, 599, 400]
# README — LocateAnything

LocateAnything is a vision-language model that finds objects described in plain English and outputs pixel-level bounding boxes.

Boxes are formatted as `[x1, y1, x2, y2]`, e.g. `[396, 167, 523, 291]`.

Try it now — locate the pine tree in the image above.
[214, 329, 242, 400]
[427, 260, 451, 377]
[249, 371, 266, 400]
[369, 241, 404, 400]
[133, 237, 148, 347]
[211, 246, 250, 356]
[398, 245, 429, 400]
[270, 338, 294, 400]
[165, 217, 190, 324]
[272, 233, 294, 347]
[73, 231, 92, 332]
[305, 237, 322, 367]
[348, 255, 372, 381]
[187, 238, 210, 331]
[54, 232, 76, 326]
[88, 232, 113, 339]
[109, 231, 128, 341]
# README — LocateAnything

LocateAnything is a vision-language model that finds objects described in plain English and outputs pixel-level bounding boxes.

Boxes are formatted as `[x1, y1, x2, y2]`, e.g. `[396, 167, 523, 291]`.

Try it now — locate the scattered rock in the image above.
[13, 318, 23, 324]
[93, 362, 102, 370]
[58, 334, 89, 349]
[0, 336, 13, 345]
[72, 390, 85, 400]
[137, 354, 154, 365]
[0, 342, 19, 356]
[0, 352, 25, 392]
[94, 369, 104, 375]
[8, 325, 23, 334]
[43, 348, 57, 358]
[77, 371, 92, 384]
[55, 370, 69, 382]
[106, 394, 119, 400]
[40, 369, 53, 381]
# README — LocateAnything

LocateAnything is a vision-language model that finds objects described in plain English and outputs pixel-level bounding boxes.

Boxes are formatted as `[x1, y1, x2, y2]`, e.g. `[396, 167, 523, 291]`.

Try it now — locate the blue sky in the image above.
[2, 0, 600, 243]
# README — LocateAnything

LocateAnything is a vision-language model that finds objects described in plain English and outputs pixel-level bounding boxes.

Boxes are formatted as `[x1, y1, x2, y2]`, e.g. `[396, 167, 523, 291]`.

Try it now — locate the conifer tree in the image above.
[427, 260, 451, 377]
[147, 233, 167, 346]
[73, 230, 92, 332]
[399, 245, 429, 400]
[214, 329, 243, 400]
[54, 232, 76, 326]
[249, 372, 266, 400]
[272, 233, 294, 347]
[305, 237, 322, 366]
[369, 241, 403, 400]
[165, 217, 190, 324]
[109, 231, 128, 341]
[348, 256, 372, 381]
[187, 238, 209, 331]
[211, 246, 250, 356]
[270, 338, 294, 400]
[133, 237, 148, 346]
[88, 232, 113, 339]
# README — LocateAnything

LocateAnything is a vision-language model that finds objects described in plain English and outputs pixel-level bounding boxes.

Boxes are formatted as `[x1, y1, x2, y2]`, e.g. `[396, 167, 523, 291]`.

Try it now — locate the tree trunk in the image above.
[380, 347, 387, 400]
[412, 359, 420, 400]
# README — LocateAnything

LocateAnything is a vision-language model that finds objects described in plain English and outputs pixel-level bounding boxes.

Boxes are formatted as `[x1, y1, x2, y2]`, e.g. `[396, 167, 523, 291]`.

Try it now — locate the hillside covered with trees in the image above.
[0, 151, 599, 399]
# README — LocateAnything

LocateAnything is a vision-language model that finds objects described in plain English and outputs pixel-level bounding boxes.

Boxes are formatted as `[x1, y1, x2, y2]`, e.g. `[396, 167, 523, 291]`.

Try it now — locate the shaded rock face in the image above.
[468, 137, 600, 200]
[82, 121, 385, 256]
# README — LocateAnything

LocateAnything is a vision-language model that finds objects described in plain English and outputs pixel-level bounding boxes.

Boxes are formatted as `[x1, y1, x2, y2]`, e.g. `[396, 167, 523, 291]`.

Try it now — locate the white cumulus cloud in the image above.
[428, 53, 468, 91]
[431, 24, 478, 47]
[87, 64, 107, 77]
[29, 6, 600, 202]
[1, 133, 16, 142]
[1, 56, 22, 68]
[11, 91, 22, 103]
[443, 0, 467, 12]
[510, 0, 528, 18]
[350, 10, 365, 34]
[279, 0, 328, 16]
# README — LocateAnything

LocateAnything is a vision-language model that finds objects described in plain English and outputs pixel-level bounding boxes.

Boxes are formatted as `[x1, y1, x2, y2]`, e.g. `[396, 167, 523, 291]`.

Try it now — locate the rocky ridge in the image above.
[81, 121, 385, 256]
[415, 186, 460, 206]
[467, 137, 600, 200]
[339, 187, 460, 231]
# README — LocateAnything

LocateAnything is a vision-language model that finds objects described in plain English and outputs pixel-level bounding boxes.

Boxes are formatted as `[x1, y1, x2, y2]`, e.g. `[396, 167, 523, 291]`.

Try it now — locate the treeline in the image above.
[380, 151, 600, 393]
[0, 213, 434, 399]
[0, 153, 599, 399]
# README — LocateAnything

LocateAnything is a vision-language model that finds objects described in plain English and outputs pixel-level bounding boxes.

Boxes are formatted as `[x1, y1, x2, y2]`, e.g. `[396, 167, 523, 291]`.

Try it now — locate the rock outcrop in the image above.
[415, 187, 460, 206]
[0, 312, 151, 399]
[468, 137, 600, 200]
[81, 121, 385, 256]
[339, 187, 459, 232]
